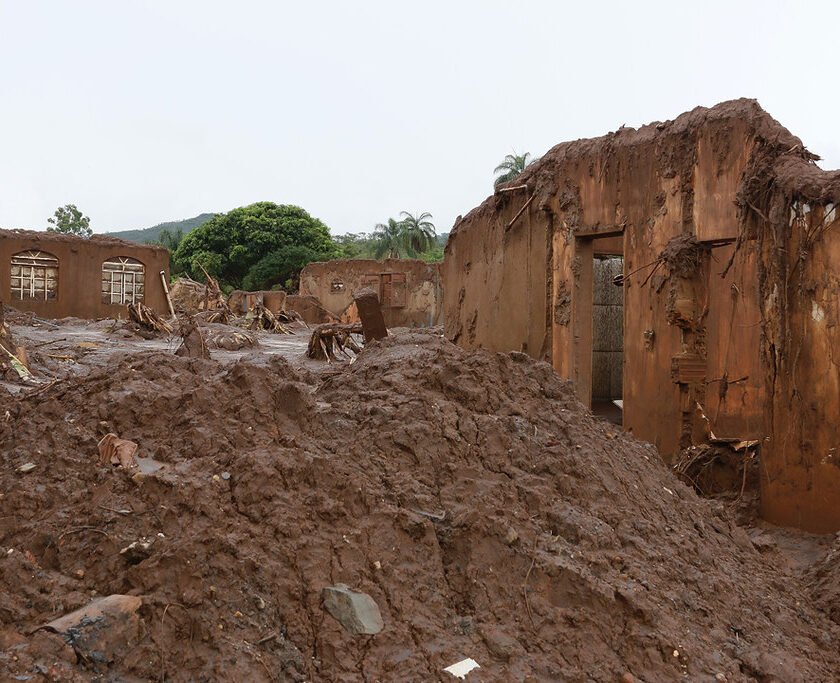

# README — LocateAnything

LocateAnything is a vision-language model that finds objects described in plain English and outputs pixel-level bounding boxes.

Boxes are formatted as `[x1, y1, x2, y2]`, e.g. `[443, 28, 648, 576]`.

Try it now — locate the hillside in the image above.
[105, 213, 216, 244]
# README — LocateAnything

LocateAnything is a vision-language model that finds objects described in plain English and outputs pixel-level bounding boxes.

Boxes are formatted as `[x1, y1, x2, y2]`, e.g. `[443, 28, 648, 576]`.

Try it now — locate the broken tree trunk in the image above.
[175, 314, 210, 359]
[307, 323, 363, 362]
[246, 301, 293, 334]
[353, 288, 388, 343]
[127, 302, 173, 335]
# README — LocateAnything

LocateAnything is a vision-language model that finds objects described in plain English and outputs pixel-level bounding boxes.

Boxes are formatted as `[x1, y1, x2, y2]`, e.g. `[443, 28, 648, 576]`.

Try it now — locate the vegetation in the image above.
[493, 152, 534, 187]
[334, 228, 447, 262]
[372, 212, 437, 259]
[172, 202, 338, 290]
[107, 213, 216, 244]
[47, 204, 92, 238]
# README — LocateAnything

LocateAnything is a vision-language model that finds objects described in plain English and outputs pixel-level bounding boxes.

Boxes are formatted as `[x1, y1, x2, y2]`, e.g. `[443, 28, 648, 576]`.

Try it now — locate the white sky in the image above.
[1, 0, 838, 236]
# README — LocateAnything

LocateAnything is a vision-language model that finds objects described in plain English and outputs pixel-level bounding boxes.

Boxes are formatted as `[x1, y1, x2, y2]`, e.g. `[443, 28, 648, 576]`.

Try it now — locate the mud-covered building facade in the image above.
[299, 258, 442, 328]
[443, 99, 840, 532]
[0, 229, 170, 319]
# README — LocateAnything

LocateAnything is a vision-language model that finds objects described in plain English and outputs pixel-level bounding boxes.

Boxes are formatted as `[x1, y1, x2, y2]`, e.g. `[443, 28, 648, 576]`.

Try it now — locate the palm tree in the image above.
[493, 152, 533, 187]
[373, 218, 403, 258]
[398, 211, 436, 256]
[372, 213, 437, 259]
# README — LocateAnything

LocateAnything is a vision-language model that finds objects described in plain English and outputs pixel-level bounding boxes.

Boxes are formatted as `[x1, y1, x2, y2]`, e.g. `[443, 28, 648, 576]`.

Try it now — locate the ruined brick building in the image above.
[444, 99, 840, 532]
[0, 229, 170, 319]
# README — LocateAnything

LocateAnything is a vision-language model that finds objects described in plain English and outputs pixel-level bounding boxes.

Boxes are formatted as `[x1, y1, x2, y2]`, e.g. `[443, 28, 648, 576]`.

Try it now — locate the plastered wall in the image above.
[0, 230, 170, 319]
[299, 259, 442, 328]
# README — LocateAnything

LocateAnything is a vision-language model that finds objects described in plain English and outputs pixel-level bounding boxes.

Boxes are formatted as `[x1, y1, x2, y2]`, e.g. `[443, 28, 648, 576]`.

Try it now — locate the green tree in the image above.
[47, 204, 92, 238]
[172, 202, 337, 289]
[372, 213, 437, 259]
[372, 218, 404, 259]
[398, 211, 436, 256]
[493, 152, 533, 187]
[243, 244, 331, 291]
[151, 228, 185, 274]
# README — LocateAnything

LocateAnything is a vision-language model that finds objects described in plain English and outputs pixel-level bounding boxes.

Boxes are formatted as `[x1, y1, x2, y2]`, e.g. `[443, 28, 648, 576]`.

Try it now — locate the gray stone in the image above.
[322, 584, 383, 635]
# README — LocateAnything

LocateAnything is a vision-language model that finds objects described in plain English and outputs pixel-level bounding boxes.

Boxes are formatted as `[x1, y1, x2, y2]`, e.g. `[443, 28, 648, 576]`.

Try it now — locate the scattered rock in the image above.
[321, 584, 384, 635]
[119, 537, 155, 564]
[17, 462, 36, 473]
[38, 594, 142, 665]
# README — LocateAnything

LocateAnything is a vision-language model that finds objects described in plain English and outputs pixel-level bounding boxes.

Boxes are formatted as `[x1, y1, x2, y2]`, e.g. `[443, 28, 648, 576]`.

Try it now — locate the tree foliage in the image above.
[372, 212, 437, 259]
[47, 204, 92, 238]
[172, 202, 337, 289]
[493, 152, 533, 187]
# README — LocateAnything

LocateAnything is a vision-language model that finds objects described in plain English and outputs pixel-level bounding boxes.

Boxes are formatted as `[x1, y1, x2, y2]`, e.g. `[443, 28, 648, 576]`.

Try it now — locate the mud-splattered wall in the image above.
[0, 229, 170, 319]
[444, 99, 840, 532]
[299, 259, 442, 328]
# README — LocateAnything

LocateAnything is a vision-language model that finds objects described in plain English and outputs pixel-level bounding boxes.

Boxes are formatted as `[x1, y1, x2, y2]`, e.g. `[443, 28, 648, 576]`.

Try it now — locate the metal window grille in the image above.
[102, 257, 145, 305]
[10, 250, 59, 301]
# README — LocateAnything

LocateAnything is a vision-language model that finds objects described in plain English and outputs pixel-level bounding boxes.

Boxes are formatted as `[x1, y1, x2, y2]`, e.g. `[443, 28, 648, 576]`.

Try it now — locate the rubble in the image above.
[1, 330, 840, 680]
[321, 584, 384, 635]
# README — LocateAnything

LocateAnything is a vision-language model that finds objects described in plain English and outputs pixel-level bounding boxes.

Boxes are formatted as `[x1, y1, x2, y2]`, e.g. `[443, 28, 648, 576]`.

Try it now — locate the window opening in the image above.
[10, 250, 58, 301]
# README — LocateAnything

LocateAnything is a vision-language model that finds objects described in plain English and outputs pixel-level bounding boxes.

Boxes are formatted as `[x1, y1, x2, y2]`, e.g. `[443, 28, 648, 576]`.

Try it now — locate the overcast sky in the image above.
[1, 0, 837, 236]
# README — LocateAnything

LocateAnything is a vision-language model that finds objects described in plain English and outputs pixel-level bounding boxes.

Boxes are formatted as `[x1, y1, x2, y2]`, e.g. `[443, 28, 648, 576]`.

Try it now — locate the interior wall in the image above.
[592, 258, 623, 401]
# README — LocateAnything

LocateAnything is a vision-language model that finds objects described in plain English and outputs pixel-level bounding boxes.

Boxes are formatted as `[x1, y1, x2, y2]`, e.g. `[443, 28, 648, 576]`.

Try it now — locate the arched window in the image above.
[102, 257, 145, 305]
[10, 250, 59, 301]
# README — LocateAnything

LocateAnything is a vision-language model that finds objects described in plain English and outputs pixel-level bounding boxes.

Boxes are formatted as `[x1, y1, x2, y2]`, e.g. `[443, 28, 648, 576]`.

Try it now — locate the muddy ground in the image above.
[2, 319, 840, 681]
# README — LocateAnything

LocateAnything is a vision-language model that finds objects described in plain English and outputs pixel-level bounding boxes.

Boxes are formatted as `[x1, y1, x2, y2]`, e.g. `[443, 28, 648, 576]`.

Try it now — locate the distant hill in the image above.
[106, 213, 216, 244]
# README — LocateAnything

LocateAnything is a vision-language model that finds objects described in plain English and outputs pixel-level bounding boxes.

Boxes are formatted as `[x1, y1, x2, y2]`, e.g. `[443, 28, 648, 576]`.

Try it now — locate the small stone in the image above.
[715, 675, 727, 682]
[17, 462, 36, 473]
[255, 596, 266, 610]
[119, 538, 154, 564]
[672, 650, 680, 658]
[621, 674, 635, 683]
[233, 610, 243, 618]
[322, 584, 384, 635]
[504, 528, 519, 546]
[373, 560, 381, 570]
[221, 471, 231, 481]
[74, 569, 85, 579]
[212, 474, 221, 483]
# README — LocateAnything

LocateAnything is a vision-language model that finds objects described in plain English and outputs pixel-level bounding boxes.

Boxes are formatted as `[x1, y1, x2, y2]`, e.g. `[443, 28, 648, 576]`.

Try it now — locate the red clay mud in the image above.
[1, 330, 839, 681]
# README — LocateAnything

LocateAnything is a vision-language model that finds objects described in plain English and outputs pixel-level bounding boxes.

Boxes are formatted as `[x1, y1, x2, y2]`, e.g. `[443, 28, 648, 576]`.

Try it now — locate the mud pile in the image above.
[1, 331, 839, 681]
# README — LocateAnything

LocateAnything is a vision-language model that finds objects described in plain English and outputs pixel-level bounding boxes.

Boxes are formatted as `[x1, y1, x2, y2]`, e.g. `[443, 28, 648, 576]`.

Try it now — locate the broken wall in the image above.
[444, 99, 840, 531]
[299, 258, 442, 328]
[0, 230, 170, 319]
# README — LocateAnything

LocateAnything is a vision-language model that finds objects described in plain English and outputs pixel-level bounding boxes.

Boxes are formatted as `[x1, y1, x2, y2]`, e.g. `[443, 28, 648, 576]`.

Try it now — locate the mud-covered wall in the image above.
[759, 202, 840, 532]
[445, 99, 840, 531]
[446, 101, 771, 457]
[0, 230, 170, 319]
[299, 258, 442, 328]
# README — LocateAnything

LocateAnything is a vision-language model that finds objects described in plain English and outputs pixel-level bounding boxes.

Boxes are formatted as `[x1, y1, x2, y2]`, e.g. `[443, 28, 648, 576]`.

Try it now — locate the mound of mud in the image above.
[1, 331, 839, 681]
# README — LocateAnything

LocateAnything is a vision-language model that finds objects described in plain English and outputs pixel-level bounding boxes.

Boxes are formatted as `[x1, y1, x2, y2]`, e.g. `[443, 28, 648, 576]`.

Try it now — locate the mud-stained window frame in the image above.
[102, 256, 145, 305]
[10, 250, 59, 302]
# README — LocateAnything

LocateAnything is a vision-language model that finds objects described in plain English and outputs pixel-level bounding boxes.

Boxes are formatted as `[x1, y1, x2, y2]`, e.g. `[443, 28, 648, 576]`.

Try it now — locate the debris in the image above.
[97, 433, 139, 469]
[321, 584, 384, 635]
[39, 594, 142, 665]
[353, 288, 388, 342]
[160, 270, 177, 320]
[307, 322, 363, 362]
[119, 537, 155, 564]
[17, 462, 36, 473]
[1, 343, 36, 382]
[443, 657, 480, 679]
[127, 302, 173, 335]
[246, 300, 293, 334]
[175, 313, 210, 359]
